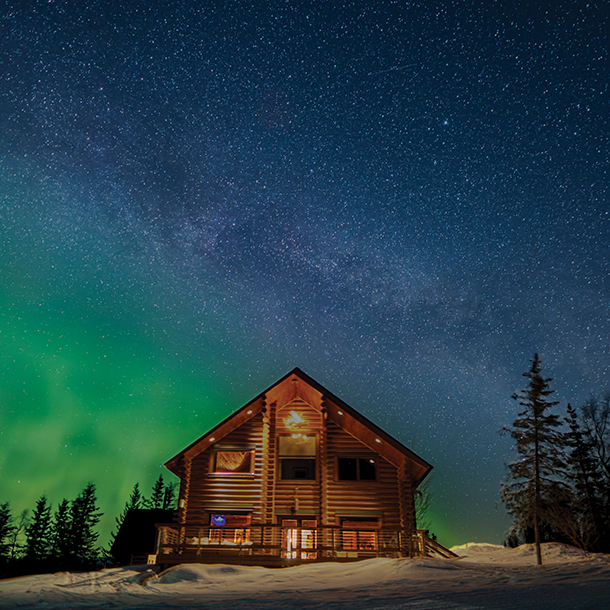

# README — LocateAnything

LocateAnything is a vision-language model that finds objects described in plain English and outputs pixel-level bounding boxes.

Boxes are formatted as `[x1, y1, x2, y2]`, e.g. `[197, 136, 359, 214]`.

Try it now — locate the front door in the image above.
[281, 518, 317, 560]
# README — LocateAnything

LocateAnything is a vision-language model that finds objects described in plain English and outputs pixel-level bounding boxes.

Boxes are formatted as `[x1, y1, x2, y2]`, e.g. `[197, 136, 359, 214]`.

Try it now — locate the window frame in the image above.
[208, 513, 252, 546]
[340, 517, 381, 551]
[278, 433, 317, 481]
[336, 456, 378, 482]
[211, 447, 256, 476]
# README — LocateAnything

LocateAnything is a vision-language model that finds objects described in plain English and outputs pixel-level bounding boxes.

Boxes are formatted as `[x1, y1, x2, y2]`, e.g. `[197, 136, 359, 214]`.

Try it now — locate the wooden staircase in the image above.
[419, 531, 459, 559]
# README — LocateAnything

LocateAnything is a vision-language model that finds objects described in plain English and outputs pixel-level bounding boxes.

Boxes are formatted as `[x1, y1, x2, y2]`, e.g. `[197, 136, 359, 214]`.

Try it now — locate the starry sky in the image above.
[1, 0, 609, 549]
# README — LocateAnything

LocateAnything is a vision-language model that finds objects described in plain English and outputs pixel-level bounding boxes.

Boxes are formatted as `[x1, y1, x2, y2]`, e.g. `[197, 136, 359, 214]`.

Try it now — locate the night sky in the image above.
[1, 0, 609, 549]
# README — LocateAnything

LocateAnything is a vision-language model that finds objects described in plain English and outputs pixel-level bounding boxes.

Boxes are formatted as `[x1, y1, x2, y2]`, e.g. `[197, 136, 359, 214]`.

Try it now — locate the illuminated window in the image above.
[337, 457, 377, 481]
[278, 434, 316, 456]
[214, 450, 255, 474]
[282, 518, 318, 560]
[209, 513, 251, 545]
[279, 434, 316, 480]
[341, 519, 380, 551]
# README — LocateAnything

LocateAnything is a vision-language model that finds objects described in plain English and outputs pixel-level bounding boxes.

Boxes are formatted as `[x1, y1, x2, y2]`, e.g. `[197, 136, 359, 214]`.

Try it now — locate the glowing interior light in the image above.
[375, 438, 381, 443]
[210, 437, 215, 442]
[284, 410, 305, 429]
[338, 411, 343, 415]
[247, 410, 253, 414]
[211, 514, 226, 527]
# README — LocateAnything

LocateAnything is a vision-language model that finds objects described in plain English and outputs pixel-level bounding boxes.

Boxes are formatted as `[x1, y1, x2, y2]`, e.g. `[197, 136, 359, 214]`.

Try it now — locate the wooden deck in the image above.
[152, 524, 456, 567]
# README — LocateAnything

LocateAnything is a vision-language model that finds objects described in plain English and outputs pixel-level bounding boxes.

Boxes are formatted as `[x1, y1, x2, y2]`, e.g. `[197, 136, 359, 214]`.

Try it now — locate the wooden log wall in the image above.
[276, 399, 323, 432]
[180, 398, 414, 541]
[177, 456, 191, 544]
[186, 413, 265, 524]
[325, 421, 402, 529]
[274, 401, 322, 517]
[319, 405, 329, 526]
[177, 456, 191, 524]
[262, 401, 276, 549]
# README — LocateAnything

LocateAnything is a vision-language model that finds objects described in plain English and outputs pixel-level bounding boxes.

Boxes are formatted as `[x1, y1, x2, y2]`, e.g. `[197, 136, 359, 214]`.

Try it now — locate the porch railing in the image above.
[154, 523, 450, 564]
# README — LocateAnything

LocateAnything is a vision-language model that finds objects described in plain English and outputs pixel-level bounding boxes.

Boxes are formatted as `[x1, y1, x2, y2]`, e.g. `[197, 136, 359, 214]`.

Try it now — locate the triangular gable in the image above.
[164, 369, 303, 475]
[290, 369, 432, 485]
[265, 373, 324, 413]
[165, 368, 432, 485]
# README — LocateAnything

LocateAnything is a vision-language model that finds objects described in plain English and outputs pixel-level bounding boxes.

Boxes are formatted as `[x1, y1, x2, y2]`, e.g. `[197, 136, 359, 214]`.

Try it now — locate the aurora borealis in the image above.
[1, 1, 609, 549]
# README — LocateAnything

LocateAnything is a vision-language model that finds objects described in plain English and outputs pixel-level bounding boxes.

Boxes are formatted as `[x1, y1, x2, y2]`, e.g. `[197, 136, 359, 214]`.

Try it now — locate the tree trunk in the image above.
[534, 512, 543, 566]
[534, 411, 543, 566]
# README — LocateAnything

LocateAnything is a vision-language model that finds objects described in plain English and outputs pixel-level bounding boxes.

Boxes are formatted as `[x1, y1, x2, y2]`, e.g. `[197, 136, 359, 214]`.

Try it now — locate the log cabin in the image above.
[155, 368, 448, 566]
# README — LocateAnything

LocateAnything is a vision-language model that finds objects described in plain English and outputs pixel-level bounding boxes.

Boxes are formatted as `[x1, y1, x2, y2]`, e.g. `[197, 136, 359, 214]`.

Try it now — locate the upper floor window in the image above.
[279, 434, 316, 480]
[214, 449, 255, 475]
[337, 457, 377, 481]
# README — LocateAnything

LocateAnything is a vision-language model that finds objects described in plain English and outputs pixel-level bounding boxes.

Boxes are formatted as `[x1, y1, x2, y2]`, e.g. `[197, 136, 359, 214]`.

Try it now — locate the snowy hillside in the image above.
[1, 543, 609, 609]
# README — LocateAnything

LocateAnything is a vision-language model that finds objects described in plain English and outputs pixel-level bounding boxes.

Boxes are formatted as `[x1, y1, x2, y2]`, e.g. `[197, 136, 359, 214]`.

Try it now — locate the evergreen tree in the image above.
[70, 483, 102, 566]
[141, 475, 178, 510]
[52, 499, 73, 565]
[546, 403, 605, 552]
[130, 482, 143, 509]
[501, 354, 566, 565]
[0, 502, 15, 560]
[561, 404, 607, 550]
[109, 483, 142, 551]
[25, 496, 52, 562]
[162, 481, 177, 510]
[148, 475, 165, 509]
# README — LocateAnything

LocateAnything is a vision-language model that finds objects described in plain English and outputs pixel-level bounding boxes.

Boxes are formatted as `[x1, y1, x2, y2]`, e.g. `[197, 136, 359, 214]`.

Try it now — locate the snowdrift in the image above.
[1, 543, 609, 609]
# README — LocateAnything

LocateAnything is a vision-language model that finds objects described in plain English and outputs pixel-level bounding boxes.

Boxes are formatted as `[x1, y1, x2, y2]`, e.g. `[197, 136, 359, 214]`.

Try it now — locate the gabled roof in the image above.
[165, 368, 432, 485]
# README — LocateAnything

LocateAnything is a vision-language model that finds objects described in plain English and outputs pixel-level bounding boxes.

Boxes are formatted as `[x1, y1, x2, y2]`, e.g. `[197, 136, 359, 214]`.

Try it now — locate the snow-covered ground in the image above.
[1, 543, 609, 609]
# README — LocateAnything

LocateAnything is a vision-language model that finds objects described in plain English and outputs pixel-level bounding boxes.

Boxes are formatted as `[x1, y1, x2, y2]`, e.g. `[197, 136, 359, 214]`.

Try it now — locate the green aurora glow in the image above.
[2, 0, 609, 551]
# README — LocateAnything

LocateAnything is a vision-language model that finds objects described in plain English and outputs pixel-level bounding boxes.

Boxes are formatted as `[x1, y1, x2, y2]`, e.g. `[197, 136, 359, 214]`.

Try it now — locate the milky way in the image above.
[1, 1, 609, 547]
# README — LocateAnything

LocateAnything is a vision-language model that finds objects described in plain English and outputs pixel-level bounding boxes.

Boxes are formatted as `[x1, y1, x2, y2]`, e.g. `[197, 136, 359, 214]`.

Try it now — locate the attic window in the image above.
[214, 450, 255, 475]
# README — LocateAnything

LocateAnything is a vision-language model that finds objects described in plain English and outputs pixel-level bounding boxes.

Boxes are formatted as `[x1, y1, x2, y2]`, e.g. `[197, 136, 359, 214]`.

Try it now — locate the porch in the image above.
[153, 523, 456, 567]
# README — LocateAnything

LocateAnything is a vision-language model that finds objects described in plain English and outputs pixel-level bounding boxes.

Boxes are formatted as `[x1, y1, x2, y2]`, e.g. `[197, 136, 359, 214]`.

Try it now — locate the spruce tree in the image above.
[501, 354, 566, 565]
[70, 483, 102, 567]
[0, 502, 15, 560]
[109, 483, 142, 551]
[25, 495, 52, 562]
[162, 482, 177, 510]
[52, 499, 73, 565]
[148, 475, 165, 509]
